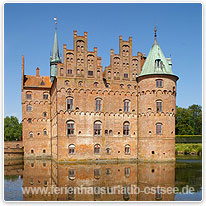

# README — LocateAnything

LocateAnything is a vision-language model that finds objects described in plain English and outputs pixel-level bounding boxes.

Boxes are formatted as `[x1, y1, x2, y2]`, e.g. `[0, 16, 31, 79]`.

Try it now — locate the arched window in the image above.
[68, 69, 72, 75]
[109, 130, 113, 135]
[68, 169, 75, 180]
[106, 148, 110, 154]
[125, 144, 130, 155]
[94, 121, 102, 136]
[26, 105, 32, 112]
[120, 84, 124, 89]
[31, 149, 34, 154]
[155, 188, 162, 200]
[67, 121, 75, 135]
[94, 144, 101, 154]
[125, 168, 130, 177]
[29, 132, 33, 138]
[43, 93, 49, 100]
[156, 123, 162, 135]
[155, 59, 162, 69]
[123, 122, 130, 136]
[43, 112, 47, 117]
[43, 149, 46, 153]
[68, 144, 75, 154]
[26, 92, 32, 100]
[105, 130, 108, 135]
[94, 169, 100, 179]
[94, 82, 99, 87]
[43, 129, 47, 136]
[67, 97, 73, 110]
[28, 118, 32, 123]
[156, 100, 163, 112]
[124, 100, 130, 112]
[156, 79, 163, 88]
[95, 98, 102, 111]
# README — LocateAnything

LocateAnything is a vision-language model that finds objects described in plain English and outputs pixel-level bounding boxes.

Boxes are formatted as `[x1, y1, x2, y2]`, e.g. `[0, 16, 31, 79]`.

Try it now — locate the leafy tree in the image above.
[175, 107, 194, 135]
[175, 104, 202, 135]
[4, 116, 22, 141]
[188, 104, 202, 135]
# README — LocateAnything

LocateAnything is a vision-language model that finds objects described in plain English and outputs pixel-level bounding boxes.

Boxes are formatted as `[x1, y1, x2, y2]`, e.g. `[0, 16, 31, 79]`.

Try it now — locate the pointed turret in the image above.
[137, 27, 179, 162]
[50, 29, 61, 82]
[139, 27, 176, 77]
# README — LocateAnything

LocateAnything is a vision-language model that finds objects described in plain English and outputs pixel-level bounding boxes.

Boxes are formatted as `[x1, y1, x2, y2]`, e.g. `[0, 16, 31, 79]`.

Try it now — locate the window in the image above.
[94, 121, 101, 136]
[94, 169, 100, 179]
[105, 130, 108, 135]
[26, 93, 32, 99]
[95, 98, 102, 111]
[26, 105, 32, 112]
[67, 98, 73, 110]
[156, 123, 162, 135]
[124, 100, 130, 112]
[155, 188, 162, 200]
[43, 112, 47, 117]
[106, 148, 110, 154]
[106, 168, 111, 175]
[43, 129, 47, 136]
[94, 144, 100, 154]
[43, 149, 46, 153]
[60, 68, 64, 76]
[125, 168, 130, 177]
[78, 81, 83, 86]
[109, 130, 113, 135]
[156, 79, 163, 88]
[125, 145, 130, 155]
[120, 84, 124, 89]
[88, 71, 93, 76]
[29, 132, 33, 138]
[127, 84, 131, 89]
[31, 149, 34, 154]
[43, 93, 48, 100]
[156, 100, 162, 112]
[68, 169, 75, 180]
[94, 82, 98, 87]
[67, 121, 75, 135]
[123, 122, 130, 136]
[28, 118, 32, 123]
[68, 144, 75, 154]
[124, 73, 128, 79]
[68, 69, 72, 75]
[155, 59, 162, 69]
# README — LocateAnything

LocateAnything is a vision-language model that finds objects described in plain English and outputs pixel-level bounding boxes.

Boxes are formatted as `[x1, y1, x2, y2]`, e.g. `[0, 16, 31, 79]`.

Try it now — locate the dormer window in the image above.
[155, 59, 162, 69]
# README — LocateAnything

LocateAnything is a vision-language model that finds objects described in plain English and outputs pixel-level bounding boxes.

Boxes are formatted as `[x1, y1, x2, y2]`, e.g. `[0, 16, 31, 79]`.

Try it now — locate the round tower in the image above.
[137, 29, 178, 162]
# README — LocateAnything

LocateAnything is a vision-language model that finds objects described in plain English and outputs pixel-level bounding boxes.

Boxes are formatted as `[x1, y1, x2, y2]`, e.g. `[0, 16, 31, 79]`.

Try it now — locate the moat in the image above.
[4, 156, 202, 201]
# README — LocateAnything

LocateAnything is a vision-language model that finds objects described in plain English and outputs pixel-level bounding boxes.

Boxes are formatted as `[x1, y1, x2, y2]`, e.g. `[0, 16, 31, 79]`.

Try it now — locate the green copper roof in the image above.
[51, 31, 61, 62]
[139, 38, 174, 77]
[50, 30, 61, 82]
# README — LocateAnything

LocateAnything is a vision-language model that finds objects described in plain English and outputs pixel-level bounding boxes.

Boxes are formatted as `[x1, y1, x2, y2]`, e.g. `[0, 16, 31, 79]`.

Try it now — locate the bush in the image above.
[175, 135, 202, 143]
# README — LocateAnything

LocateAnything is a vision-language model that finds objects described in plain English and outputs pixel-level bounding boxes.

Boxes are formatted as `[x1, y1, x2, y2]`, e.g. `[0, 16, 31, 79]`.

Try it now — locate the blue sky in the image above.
[4, 3, 202, 121]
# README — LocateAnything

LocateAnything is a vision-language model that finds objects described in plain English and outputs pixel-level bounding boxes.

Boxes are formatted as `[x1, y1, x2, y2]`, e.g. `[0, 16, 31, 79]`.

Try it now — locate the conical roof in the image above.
[51, 31, 60, 62]
[139, 38, 174, 77]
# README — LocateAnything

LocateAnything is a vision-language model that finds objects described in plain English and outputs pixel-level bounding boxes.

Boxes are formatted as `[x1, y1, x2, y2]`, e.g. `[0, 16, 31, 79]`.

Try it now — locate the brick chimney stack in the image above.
[36, 67, 40, 77]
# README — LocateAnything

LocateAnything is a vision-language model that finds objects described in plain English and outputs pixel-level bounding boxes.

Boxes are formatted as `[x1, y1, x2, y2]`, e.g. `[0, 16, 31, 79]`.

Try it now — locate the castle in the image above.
[21, 28, 178, 162]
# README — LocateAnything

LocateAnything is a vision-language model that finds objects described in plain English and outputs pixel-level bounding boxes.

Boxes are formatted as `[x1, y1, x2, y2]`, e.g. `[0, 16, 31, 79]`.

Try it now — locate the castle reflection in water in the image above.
[19, 160, 175, 201]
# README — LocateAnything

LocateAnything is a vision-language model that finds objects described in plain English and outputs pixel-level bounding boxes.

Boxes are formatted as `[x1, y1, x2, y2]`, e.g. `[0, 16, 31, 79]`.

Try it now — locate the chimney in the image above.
[36, 67, 40, 77]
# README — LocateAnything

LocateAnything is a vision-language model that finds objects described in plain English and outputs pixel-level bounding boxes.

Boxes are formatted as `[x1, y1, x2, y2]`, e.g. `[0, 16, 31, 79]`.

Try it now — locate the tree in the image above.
[175, 107, 194, 135]
[4, 116, 22, 141]
[175, 104, 202, 135]
[188, 104, 202, 135]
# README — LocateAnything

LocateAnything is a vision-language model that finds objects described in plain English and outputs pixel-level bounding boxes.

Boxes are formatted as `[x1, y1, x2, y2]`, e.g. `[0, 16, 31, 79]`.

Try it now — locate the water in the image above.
[4, 156, 202, 201]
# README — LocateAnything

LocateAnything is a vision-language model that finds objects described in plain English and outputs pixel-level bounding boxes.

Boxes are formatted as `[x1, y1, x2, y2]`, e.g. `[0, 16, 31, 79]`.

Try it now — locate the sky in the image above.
[4, 3, 202, 121]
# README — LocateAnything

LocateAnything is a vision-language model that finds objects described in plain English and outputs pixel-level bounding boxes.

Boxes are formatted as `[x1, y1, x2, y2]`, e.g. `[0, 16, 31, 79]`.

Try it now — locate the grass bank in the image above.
[175, 143, 202, 155]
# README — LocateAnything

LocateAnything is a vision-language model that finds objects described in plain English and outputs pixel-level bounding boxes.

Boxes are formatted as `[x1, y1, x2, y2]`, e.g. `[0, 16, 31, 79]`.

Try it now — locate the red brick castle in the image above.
[21, 28, 178, 162]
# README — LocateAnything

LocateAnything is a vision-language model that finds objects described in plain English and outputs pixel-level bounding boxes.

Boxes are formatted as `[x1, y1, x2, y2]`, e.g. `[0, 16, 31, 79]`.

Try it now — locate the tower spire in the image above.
[50, 17, 61, 82]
